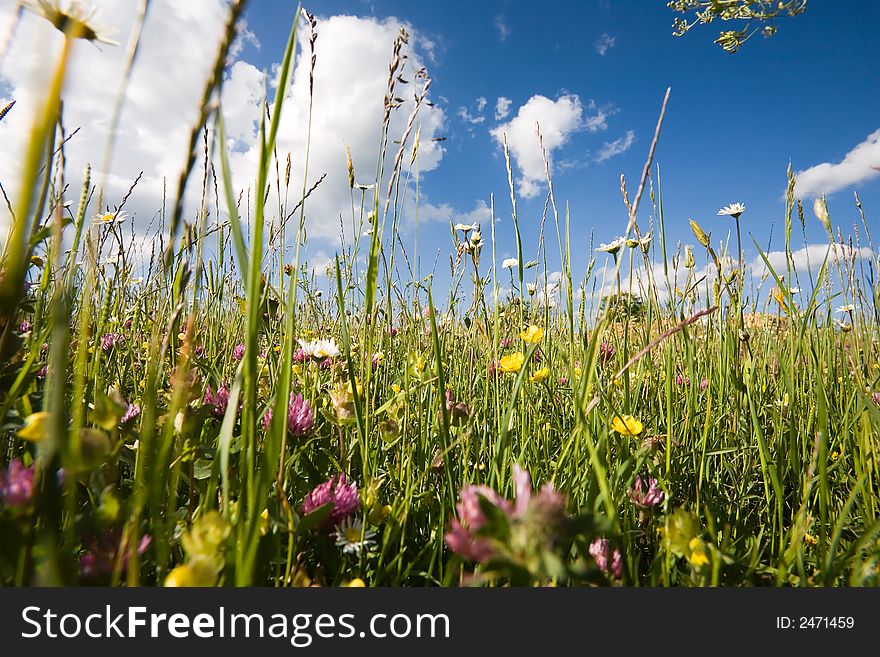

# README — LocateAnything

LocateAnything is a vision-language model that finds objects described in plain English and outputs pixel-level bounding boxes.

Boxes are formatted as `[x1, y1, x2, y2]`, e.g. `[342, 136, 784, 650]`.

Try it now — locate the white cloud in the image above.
[0, 6, 470, 260]
[495, 96, 511, 120]
[595, 130, 635, 163]
[594, 32, 616, 56]
[794, 129, 880, 198]
[0, 0, 231, 243]
[494, 15, 511, 42]
[457, 96, 487, 125]
[490, 94, 597, 199]
[750, 243, 873, 276]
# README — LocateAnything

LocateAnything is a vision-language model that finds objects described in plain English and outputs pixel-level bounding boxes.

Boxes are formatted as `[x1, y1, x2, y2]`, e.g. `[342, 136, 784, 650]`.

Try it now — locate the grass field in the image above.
[1, 1, 879, 587]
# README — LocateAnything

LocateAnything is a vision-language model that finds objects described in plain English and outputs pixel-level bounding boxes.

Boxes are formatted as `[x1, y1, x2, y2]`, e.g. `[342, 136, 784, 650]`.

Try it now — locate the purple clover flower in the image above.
[0, 459, 35, 507]
[301, 474, 359, 528]
[628, 476, 664, 508]
[589, 537, 622, 580]
[232, 343, 246, 361]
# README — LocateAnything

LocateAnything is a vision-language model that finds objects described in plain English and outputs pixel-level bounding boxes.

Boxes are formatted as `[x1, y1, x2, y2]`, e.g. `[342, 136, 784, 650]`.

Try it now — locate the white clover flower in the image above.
[717, 203, 746, 219]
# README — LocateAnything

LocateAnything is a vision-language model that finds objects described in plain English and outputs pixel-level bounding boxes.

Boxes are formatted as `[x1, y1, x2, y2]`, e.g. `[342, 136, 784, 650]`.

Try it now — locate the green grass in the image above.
[0, 2, 879, 587]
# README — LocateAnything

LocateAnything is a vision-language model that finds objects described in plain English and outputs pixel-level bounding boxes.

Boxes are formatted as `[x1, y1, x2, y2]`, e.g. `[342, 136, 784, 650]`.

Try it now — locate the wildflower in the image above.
[872, 392, 880, 406]
[529, 367, 550, 384]
[628, 476, 664, 508]
[100, 332, 124, 352]
[0, 459, 35, 506]
[18, 412, 50, 442]
[637, 232, 652, 253]
[232, 343, 246, 361]
[203, 383, 230, 420]
[454, 222, 478, 233]
[675, 373, 691, 387]
[717, 202, 746, 219]
[25, 0, 119, 44]
[298, 337, 340, 360]
[502, 258, 518, 269]
[596, 237, 625, 255]
[19, 320, 31, 333]
[520, 325, 543, 344]
[700, 378, 709, 391]
[163, 557, 218, 587]
[684, 244, 695, 268]
[610, 415, 643, 436]
[286, 394, 315, 436]
[92, 210, 128, 225]
[344, 578, 366, 587]
[302, 474, 360, 528]
[120, 403, 140, 425]
[687, 537, 710, 568]
[836, 304, 855, 313]
[589, 537, 622, 579]
[333, 517, 377, 556]
[804, 533, 818, 546]
[599, 340, 614, 363]
[498, 351, 525, 373]
[262, 393, 315, 437]
[445, 465, 565, 565]
[371, 351, 384, 368]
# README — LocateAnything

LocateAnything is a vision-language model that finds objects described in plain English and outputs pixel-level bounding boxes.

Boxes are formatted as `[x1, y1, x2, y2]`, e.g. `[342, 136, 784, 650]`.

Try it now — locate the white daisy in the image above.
[502, 258, 519, 269]
[298, 337, 340, 359]
[333, 517, 376, 556]
[596, 237, 626, 255]
[93, 210, 127, 225]
[26, 0, 118, 45]
[836, 304, 856, 313]
[454, 222, 478, 233]
[717, 203, 746, 219]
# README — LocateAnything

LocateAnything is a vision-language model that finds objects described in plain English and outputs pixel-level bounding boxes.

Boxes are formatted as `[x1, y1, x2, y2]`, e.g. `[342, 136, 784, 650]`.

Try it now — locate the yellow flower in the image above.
[520, 325, 543, 344]
[499, 351, 525, 373]
[610, 414, 643, 436]
[18, 412, 50, 442]
[687, 537, 709, 568]
[259, 508, 270, 536]
[574, 365, 582, 378]
[804, 533, 818, 545]
[163, 558, 217, 587]
[529, 367, 550, 384]
[612, 376, 623, 388]
[345, 578, 366, 587]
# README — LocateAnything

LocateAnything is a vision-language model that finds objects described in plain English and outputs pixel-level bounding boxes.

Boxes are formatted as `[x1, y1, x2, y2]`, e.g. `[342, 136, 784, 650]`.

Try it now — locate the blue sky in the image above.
[1, 0, 878, 305]
[237, 0, 880, 296]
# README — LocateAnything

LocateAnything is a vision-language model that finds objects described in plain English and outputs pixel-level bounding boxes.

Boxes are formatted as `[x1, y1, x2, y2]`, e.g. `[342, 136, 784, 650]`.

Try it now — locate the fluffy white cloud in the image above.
[794, 129, 880, 198]
[223, 14, 448, 246]
[595, 130, 635, 163]
[494, 96, 511, 120]
[0, 4, 473, 265]
[0, 0, 231, 243]
[490, 94, 602, 199]
[750, 243, 873, 276]
[594, 32, 616, 56]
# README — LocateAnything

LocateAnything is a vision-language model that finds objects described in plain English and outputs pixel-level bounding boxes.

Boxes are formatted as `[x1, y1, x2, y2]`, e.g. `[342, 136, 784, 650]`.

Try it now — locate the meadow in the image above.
[1, 1, 879, 587]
